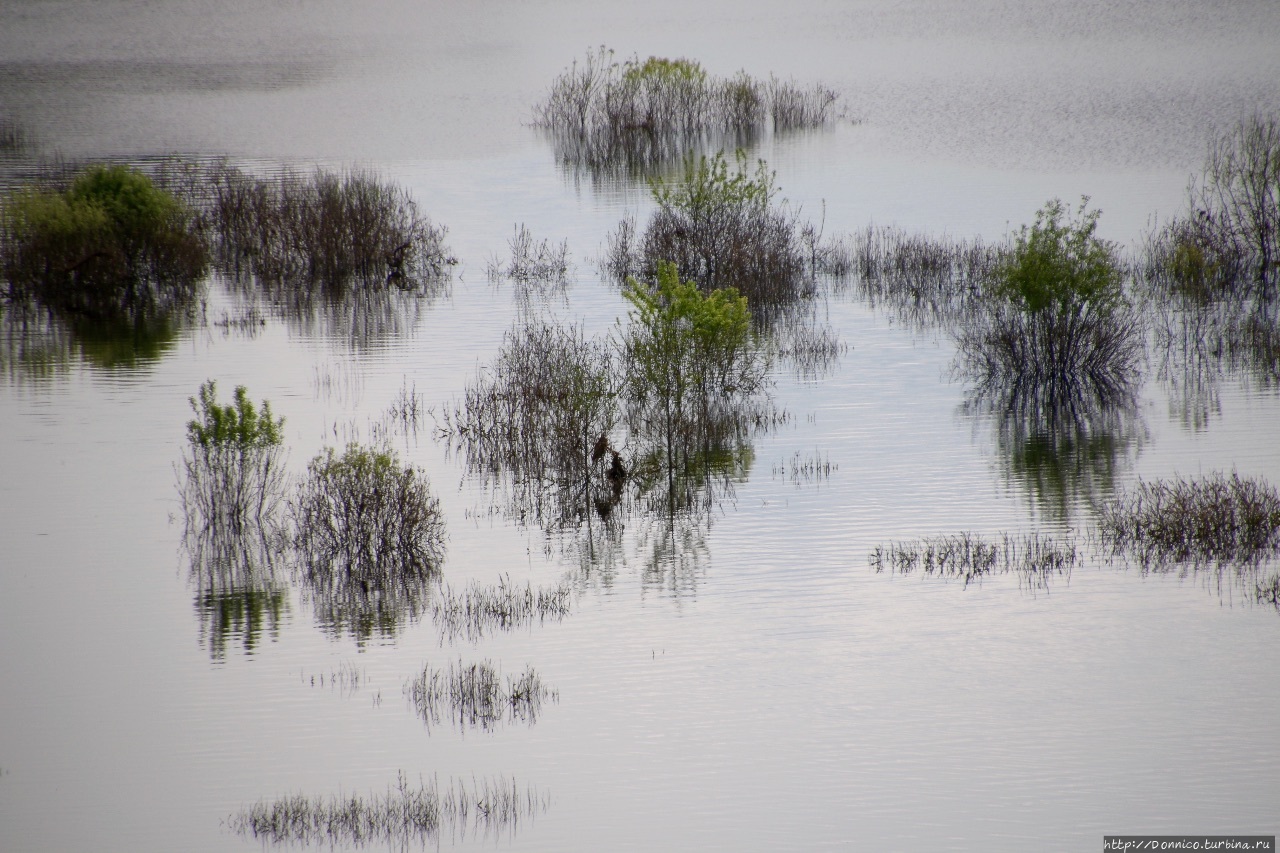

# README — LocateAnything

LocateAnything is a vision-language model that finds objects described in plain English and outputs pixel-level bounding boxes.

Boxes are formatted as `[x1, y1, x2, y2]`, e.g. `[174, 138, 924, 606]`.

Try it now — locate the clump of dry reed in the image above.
[405, 658, 557, 730]
[534, 47, 843, 177]
[870, 531, 1078, 589]
[1096, 471, 1280, 570]
[229, 771, 547, 846]
[206, 163, 455, 290]
[438, 320, 621, 530]
[485, 223, 571, 285]
[846, 225, 999, 331]
[430, 574, 573, 644]
[772, 450, 836, 487]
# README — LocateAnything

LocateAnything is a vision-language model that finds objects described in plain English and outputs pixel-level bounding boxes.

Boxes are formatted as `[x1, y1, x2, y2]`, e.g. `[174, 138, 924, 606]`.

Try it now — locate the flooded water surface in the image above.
[2, 1, 1279, 851]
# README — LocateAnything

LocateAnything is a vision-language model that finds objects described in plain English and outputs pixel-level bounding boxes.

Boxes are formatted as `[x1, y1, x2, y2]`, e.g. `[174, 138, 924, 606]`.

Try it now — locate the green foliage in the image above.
[187, 380, 284, 451]
[650, 150, 775, 224]
[622, 56, 707, 87]
[68, 165, 183, 249]
[992, 197, 1125, 316]
[623, 260, 753, 386]
[621, 261, 766, 490]
[179, 381, 288, 536]
[2, 164, 207, 323]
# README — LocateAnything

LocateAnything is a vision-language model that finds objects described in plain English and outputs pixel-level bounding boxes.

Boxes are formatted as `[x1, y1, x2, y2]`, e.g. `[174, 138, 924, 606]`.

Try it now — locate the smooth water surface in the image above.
[2, 1, 1279, 851]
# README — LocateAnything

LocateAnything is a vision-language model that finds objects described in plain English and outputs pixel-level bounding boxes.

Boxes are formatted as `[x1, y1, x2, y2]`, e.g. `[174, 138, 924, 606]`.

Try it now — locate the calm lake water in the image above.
[2, 1, 1279, 851]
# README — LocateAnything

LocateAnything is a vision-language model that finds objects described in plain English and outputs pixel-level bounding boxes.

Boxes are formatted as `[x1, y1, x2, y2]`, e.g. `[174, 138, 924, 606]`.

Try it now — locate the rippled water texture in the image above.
[1, 1, 1279, 851]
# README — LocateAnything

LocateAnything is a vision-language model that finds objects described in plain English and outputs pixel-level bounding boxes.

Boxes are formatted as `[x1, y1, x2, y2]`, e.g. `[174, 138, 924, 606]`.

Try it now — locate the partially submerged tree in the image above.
[955, 197, 1144, 416]
[1147, 113, 1280, 298]
[620, 260, 769, 503]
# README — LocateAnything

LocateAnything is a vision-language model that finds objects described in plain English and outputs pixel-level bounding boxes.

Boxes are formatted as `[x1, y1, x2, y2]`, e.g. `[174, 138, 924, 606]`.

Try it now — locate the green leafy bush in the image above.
[1, 164, 207, 320]
[621, 260, 768, 492]
[956, 198, 1143, 411]
[179, 380, 288, 534]
[608, 151, 809, 319]
[291, 443, 446, 637]
[991, 197, 1124, 316]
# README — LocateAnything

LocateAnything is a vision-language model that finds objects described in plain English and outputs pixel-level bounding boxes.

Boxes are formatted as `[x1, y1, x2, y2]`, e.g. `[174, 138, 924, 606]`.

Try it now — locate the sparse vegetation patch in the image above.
[230, 772, 547, 846]
[870, 531, 1078, 589]
[429, 574, 573, 644]
[1096, 471, 1280, 570]
[405, 658, 557, 730]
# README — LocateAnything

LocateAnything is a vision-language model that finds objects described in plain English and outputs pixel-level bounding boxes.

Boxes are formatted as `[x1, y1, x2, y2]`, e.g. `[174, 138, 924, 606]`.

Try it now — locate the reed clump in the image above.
[405, 658, 557, 730]
[870, 531, 1078, 589]
[534, 47, 842, 177]
[291, 443, 446, 638]
[1, 164, 207, 323]
[230, 771, 546, 846]
[846, 225, 998, 332]
[485, 223, 571, 285]
[430, 574, 572, 644]
[606, 151, 811, 321]
[954, 198, 1145, 415]
[207, 163, 455, 291]
[1096, 472, 1280, 569]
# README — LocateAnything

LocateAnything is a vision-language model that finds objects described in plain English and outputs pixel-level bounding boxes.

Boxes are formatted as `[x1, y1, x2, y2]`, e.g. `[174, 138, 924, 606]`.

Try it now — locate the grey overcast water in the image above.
[2, 1, 1279, 851]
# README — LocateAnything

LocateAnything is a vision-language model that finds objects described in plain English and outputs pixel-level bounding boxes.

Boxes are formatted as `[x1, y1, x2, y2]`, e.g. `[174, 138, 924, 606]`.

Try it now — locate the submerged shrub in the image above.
[620, 260, 771, 497]
[179, 380, 287, 534]
[1187, 113, 1280, 294]
[534, 46, 842, 178]
[955, 198, 1144, 412]
[1, 164, 207, 321]
[1097, 471, 1280, 569]
[607, 151, 811, 320]
[291, 443, 445, 638]
[209, 164, 455, 291]
[440, 320, 620, 530]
